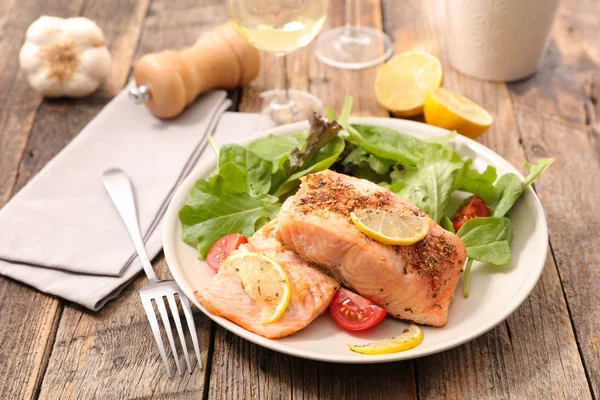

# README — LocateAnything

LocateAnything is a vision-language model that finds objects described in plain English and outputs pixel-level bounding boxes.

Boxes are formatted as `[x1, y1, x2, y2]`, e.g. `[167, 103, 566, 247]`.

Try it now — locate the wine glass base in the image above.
[315, 26, 393, 70]
[260, 89, 324, 125]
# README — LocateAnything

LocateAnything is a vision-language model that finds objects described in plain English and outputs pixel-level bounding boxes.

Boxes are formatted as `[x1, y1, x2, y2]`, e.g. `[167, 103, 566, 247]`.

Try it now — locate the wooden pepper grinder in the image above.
[130, 22, 260, 119]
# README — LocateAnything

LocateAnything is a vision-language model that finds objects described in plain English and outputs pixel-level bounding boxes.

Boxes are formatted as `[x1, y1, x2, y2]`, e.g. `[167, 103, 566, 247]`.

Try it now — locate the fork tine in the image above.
[166, 293, 192, 374]
[141, 296, 171, 378]
[155, 296, 182, 376]
[178, 293, 202, 370]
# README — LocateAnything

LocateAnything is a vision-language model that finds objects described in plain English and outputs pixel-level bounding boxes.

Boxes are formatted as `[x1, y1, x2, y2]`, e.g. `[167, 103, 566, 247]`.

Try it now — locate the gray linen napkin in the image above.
[0, 88, 274, 310]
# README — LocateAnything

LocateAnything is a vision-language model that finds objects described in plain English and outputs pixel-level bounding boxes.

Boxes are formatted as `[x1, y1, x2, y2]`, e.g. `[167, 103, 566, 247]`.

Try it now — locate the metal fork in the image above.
[102, 168, 202, 377]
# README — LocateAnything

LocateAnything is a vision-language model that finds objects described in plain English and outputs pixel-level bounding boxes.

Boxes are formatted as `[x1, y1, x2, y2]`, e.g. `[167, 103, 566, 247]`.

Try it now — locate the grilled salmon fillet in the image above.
[194, 222, 339, 339]
[275, 170, 467, 327]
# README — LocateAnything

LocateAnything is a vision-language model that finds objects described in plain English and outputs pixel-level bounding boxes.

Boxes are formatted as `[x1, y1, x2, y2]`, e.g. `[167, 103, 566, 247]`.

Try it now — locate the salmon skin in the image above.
[195, 222, 339, 339]
[275, 170, 467, 327]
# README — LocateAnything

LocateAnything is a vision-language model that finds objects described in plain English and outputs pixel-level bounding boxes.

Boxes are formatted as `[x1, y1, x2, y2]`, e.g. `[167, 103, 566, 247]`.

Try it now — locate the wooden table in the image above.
[0, 0, 598, 399]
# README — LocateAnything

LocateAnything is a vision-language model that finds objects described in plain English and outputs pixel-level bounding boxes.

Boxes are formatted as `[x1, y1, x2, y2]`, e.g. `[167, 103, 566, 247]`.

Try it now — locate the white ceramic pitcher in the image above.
[446, 0, 561, 82]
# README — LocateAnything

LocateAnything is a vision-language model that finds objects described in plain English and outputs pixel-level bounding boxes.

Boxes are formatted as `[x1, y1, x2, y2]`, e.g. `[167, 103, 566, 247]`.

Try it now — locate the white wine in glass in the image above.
[226, 0, 328, 124]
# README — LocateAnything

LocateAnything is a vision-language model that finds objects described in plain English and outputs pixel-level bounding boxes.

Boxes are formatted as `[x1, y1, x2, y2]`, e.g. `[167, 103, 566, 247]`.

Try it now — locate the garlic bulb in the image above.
[19, 16, 112, 98]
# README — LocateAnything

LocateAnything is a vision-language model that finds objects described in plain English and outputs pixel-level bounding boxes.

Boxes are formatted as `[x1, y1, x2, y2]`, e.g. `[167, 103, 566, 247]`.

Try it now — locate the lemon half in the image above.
[348, 324, 423, 355]
[351, 209, 430, 245]
[424, 87, 493, 139]
[228, 252, 291, 324]
[375, 51, 443, 117]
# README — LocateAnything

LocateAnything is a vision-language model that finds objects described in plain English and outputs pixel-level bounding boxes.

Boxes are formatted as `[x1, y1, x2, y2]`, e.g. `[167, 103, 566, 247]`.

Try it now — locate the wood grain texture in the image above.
[211, 2, 415, 399]
[382, 0, 593, 399]
[37, 1, 228, 399]
[507, 1, 600, 396]
[38, 258, 213, 399]
[0, 1, 85, 399]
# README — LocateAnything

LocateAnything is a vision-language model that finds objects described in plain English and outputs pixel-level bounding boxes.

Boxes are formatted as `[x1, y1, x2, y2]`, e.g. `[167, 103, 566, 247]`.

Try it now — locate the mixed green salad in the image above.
[179, 96, 553, 297]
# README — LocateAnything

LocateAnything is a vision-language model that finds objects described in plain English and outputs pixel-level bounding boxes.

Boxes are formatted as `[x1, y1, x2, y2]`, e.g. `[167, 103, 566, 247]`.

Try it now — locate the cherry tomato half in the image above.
[206, 233, 248, 271]
[330, 288, 387, 331]
[451, 194, 490, 232]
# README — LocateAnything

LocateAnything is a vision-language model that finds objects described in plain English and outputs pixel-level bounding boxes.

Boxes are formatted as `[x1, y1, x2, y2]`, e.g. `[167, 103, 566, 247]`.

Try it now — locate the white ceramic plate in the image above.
[163, 117, 548, 363]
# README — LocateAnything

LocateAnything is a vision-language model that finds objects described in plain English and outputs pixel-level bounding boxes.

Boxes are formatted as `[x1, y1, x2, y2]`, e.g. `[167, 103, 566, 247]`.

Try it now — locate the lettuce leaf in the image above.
[390, 143, 465, 223]
[218, 144, 273, 196]
[179, 177, 280, 258]
[455, 158, 498, 204]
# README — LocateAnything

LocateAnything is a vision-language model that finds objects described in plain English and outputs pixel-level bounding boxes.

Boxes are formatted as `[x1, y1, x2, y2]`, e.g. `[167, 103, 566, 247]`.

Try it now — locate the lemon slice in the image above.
[375, 51, 443, 117]
[348, 324, 423, 355]
[350, 209, 430, 245]
[424, 87, 493, 139]
[228, 252, 291, 324]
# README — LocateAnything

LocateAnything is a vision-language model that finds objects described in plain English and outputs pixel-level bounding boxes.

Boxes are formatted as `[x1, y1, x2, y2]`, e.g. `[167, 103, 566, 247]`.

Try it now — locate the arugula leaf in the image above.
[523, 157, 554, 187]
[390, 143, 465, 222]
[492, 158, 554, 217]
[457, 216, 513, 297]
[491, 173, 522, 217]
[274, 136, 345, 197]
[440, 215, 455, 233]
[463, 259, 474, 298]
[325, 106, 338, 122]
[455, 158, 498, 204]
[346, 124, 424, 167]
[179, 178, 280, 258]
[337, 94, 352, 128]
[218, 144, 272, 196]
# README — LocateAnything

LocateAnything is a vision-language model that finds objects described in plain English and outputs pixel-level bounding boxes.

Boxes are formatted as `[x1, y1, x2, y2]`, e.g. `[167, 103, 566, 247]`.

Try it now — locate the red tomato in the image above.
[330, 288, 387, 331]
[206, 233, 248, 271]
[452, 195, 490, 232]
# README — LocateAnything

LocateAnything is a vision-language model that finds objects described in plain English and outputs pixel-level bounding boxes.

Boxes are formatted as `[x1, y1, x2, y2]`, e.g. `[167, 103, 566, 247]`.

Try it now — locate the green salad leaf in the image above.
[274, 136, 345, 197]
[346, 124, 424, 168]
[492, 158, 554, 217]
[491, 173, 523, 217]
[218, 144, 273, 196]
[440, 215, 455, 233]
[289, 113, 342, 169]
[390, 143, 464, 223]
[457, 216, 513, 297]
[455, 159, 498, 204]
[342, 147, 396, 175]
[247, 133, 306, 190]
[179, 178, 280, 258]
[457, 217, 513, 265]
[523, 158, 554, 187]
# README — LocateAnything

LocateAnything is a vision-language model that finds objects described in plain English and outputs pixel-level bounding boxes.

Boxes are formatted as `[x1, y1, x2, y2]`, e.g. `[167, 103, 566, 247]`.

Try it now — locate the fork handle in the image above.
[102, 168, 159, 283]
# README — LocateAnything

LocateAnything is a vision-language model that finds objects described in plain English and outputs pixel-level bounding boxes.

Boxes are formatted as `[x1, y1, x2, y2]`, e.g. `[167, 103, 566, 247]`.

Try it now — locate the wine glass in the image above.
[226, 0, 329, 125]
[314, 0, 392, 70]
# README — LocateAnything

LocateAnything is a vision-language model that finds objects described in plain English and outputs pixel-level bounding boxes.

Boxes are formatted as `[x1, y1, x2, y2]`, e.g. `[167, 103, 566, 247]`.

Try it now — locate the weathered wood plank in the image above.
[382, 0, 592, 399]
[0, 1, 85, 399]
[38, 258, 212, 399]
[210, 2, 416, 399]
[506, 1, 600, 396]
[37, 1, 228, 398]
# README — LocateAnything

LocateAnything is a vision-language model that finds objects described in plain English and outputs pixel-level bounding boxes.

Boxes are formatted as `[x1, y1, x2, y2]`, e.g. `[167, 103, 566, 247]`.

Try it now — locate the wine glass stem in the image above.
[344, 0, 361, 37]
[273, 53, 291, 107]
